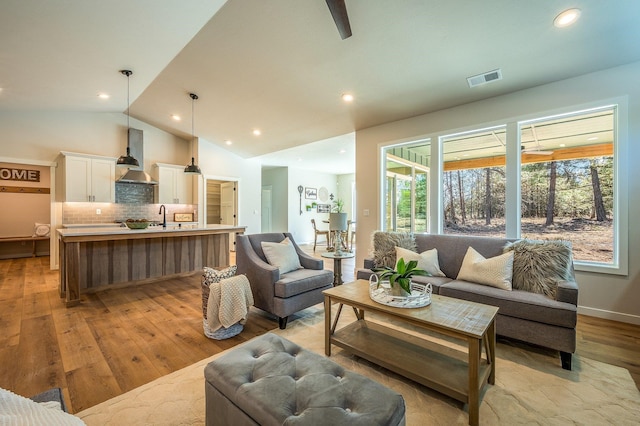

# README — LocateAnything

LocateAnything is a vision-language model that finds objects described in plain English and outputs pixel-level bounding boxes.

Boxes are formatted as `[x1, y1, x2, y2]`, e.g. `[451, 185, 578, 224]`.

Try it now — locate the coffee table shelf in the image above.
[330, 320, 492, 404]
[324, 280, 498, 426]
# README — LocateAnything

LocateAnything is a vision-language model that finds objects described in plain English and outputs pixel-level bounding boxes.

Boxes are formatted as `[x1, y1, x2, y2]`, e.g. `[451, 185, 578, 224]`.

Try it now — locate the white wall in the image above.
[0, 111, 188, 166]
[286, 167, 338, 244]
[355, 61, 640, 324]
[196, 138, 262, 235]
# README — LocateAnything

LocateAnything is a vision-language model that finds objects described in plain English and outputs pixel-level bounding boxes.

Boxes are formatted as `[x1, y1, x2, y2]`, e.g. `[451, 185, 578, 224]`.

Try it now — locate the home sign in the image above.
[0, 167, 40, 182]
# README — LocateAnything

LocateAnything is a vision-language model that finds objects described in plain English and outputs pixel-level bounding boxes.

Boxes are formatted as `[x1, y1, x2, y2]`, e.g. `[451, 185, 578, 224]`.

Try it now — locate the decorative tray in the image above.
[368, 276, 432, 308]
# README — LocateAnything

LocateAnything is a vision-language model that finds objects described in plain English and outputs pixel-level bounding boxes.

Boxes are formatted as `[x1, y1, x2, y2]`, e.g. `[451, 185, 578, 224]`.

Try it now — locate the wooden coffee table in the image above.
[323, 279, 498, 426]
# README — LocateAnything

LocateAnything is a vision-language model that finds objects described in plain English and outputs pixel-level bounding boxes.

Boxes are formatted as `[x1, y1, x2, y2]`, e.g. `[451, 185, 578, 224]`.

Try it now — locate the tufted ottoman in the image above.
[205, 333, 406, 426]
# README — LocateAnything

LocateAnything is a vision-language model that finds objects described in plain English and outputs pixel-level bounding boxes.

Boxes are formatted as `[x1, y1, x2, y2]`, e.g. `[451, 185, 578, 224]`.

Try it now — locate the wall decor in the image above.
[174, 213, 194, 222]
[317, 203, 331, 213]
[318, 187, 329, 202]
[305, 187, 317, 199]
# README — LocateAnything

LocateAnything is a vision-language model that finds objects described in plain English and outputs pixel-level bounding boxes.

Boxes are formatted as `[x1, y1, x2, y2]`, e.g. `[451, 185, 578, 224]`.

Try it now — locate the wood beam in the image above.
[444, 143, 613, 171]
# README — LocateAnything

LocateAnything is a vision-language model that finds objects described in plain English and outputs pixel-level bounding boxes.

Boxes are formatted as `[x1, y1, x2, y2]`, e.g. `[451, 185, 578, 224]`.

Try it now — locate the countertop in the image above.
[57, 224, 245, 238]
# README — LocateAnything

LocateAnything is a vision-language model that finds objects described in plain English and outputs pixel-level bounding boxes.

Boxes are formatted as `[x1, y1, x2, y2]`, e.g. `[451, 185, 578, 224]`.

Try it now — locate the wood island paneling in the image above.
[57, 225, 245, 307]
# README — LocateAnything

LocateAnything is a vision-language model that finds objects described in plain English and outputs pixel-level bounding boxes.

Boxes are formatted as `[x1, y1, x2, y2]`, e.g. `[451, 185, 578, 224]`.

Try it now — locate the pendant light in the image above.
[184, 92, 202, 174]
[116, 69, 139, 167]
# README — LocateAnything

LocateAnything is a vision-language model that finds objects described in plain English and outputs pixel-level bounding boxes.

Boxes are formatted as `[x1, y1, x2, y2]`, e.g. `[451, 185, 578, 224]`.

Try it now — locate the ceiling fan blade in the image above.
[326, 0, 352, 39]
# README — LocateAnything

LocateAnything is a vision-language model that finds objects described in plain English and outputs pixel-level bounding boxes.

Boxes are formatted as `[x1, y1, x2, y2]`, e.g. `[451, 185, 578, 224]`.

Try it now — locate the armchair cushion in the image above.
[275, 268, 335, 298]
[261, 237, 302, 274]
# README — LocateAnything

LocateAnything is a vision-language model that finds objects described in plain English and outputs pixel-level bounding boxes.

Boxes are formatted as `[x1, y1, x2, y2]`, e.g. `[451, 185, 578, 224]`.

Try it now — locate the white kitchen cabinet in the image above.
[154, 163, 193, 204]
[59, 152, 116, 202]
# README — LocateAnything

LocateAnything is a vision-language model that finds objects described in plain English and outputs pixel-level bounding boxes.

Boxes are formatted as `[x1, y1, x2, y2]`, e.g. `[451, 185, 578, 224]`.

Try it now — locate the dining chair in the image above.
[311, 219, 330, 251]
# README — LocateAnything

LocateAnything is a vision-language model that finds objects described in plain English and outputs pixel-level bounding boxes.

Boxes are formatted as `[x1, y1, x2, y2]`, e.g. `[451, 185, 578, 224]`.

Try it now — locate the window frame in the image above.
[378, 97, 628, 276]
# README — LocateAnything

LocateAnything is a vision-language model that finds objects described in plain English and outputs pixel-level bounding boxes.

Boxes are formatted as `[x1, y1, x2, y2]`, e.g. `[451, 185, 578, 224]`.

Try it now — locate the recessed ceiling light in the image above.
[554, 8, 581, 28]
[559, 143, 566, 147]
[225, 140, 232, 145]
[587, 136, 598, 141]
[253, 129, 261, 136]
[339, 149, 346, 154]
[341, 93, 354, 102]
[97, 93, 110, 99]
[171, 114, 181, 121]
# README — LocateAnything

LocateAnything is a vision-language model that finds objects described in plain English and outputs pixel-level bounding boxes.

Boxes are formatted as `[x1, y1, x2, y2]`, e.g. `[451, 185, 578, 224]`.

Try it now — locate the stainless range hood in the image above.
[116, 128, 158, 185]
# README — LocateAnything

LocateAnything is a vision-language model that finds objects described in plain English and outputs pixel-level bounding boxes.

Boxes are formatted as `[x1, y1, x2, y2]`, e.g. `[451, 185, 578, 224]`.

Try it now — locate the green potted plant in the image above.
[372, 258, 429, 296]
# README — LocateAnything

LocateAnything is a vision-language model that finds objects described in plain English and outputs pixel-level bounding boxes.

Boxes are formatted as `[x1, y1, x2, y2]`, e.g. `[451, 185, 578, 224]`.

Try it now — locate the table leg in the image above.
[468, 337, 481, 426]
[324, 295, 332, 356]
[333, 258, 343, 286]
[488, 319, 496, 385]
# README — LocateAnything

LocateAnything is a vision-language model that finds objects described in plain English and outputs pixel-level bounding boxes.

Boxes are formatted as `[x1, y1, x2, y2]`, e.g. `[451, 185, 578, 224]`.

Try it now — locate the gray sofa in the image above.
[356, 233, 578, 370]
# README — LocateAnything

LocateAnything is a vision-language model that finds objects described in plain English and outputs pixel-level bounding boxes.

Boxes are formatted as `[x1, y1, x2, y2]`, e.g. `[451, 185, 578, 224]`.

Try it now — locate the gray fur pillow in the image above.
[503, 240, 572, 299]
[372, 231, 417, 268]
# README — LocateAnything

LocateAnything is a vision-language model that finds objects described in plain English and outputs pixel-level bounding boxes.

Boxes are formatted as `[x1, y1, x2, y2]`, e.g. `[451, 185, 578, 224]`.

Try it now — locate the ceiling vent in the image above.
[467, 69, 503, 88]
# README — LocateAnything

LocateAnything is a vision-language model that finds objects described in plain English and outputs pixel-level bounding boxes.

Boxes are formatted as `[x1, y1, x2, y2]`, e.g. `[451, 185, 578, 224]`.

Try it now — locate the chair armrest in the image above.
[556, 279, 578, 305]
[298, 252, 323, 270]
[235, 236, 280, 287]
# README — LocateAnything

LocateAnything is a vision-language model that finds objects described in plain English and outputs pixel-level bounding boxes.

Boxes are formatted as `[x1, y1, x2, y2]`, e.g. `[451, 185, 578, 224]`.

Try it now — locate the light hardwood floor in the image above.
[0, 245, 637, 414]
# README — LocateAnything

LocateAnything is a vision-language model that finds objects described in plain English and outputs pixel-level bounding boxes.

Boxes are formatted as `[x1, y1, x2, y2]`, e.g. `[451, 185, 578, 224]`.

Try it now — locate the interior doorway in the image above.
[261, 185, 272, 233]
[205, 178, 238, 251]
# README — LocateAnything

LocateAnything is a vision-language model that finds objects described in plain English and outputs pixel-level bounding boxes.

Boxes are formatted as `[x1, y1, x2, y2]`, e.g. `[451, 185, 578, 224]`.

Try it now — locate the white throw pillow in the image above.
[261, 237, 302, 274]
[33, 223, 50, 237]
[457, 247, 514, 291]
[395, 246, 446, 277]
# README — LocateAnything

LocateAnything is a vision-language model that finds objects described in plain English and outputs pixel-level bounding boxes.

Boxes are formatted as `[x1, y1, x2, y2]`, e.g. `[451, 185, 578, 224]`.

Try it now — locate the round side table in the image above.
[321, 252, 355, 286]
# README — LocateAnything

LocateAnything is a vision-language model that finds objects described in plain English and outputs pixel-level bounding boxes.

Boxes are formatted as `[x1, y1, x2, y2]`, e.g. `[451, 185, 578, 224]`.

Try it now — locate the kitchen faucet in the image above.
[159, 204, 167, 229]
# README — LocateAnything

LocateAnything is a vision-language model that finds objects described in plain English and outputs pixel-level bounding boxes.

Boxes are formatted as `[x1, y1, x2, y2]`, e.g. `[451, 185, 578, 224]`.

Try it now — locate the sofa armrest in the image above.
[363, 258, 375, 269]
[556, 279, 578, 305]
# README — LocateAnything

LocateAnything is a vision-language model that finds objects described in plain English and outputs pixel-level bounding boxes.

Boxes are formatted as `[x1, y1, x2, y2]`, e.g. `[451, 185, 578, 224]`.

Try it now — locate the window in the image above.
[441, 126, 506, 237]
[379, 102, 625, 273]
[383, 140, 431, 233]
[519, 107, 615, 265]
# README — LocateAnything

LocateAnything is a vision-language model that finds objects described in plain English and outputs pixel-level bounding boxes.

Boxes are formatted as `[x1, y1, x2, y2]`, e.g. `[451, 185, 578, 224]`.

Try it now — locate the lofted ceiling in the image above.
[2, 1, 640, 174]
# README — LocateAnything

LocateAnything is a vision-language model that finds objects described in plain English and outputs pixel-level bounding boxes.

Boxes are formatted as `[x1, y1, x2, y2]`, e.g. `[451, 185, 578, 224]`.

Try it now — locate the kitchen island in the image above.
[57, 224, 246, 307]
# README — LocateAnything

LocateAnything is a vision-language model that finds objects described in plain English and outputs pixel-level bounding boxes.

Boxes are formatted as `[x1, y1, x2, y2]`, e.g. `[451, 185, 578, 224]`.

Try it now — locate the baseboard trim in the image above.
[578, 306, 640, 325]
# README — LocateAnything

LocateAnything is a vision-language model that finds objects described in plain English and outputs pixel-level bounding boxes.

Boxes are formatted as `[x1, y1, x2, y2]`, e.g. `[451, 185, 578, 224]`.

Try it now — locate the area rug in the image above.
[77, 306, 640, 425]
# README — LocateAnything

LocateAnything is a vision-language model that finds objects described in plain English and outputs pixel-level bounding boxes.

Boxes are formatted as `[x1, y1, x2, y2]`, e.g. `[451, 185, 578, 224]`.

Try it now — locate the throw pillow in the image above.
[504, 239, 572, 299]
[395, 246, 446, 277]
[33, 223, 50, 237]
[457, 247, 514, 291]
[372, 231, 416, 268]
[202, 265, 237, 319]
[261, 237, 302, 274]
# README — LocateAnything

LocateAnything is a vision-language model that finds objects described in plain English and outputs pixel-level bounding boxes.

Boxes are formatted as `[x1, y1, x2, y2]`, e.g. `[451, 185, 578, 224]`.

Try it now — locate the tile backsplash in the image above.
[63, 203, 198, 225]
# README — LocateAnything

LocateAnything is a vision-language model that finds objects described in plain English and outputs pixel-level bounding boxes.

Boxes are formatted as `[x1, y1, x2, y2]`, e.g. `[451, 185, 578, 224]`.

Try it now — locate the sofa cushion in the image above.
[261, 237, 302, 274]
[504, 240, 573, 299]
[372, 231, 416, 268]
[457, 247, 514, 291]
[410, 274, 451, 294]
[414, 234, 515, 279]
[275, 268, 334, 298]
[395, 246, 446, 277]
[440, 280, 577, 328]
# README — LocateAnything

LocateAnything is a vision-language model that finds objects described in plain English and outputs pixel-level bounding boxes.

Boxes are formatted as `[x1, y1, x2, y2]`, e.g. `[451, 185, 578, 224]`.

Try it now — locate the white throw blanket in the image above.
[206, 275, 254, 331]
[0, 387, 85, 425]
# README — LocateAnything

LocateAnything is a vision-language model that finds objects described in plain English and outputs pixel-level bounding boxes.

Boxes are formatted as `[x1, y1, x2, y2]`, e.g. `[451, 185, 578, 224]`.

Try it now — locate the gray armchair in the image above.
[236, 233, 333, 329]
